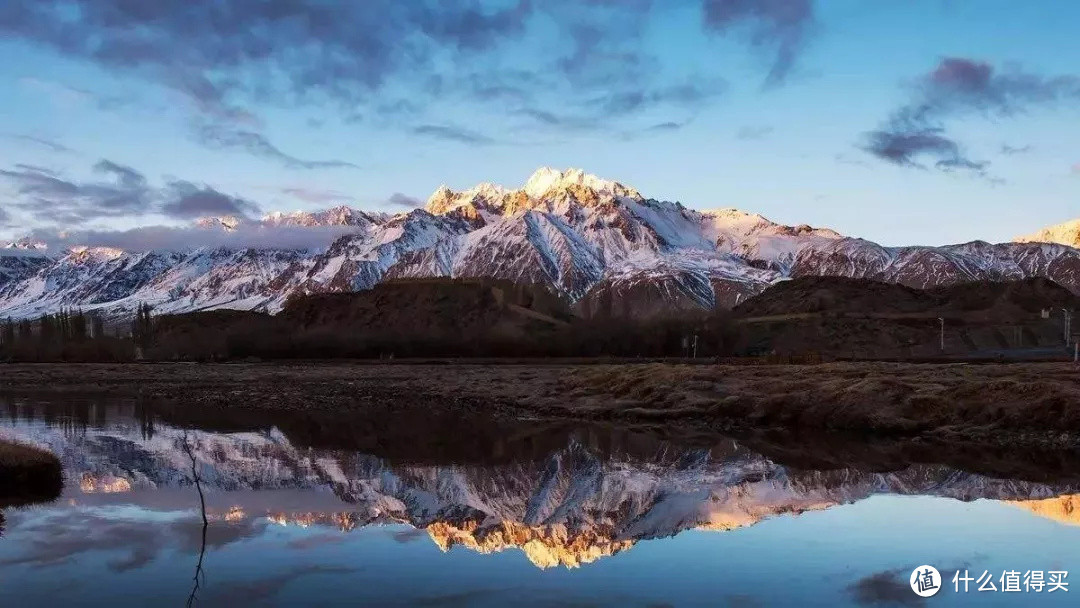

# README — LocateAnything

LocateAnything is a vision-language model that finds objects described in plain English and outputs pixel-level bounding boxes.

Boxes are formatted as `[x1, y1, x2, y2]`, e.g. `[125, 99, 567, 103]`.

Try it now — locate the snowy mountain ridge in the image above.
[3, 167, 1080, 319]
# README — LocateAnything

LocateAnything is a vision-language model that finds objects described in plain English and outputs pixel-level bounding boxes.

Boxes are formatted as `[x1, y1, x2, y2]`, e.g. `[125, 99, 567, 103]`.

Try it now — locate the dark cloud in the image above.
[864, 58, 1080, 176]
[1, 1, 766, 138]
[160, 182, 260, 220]
[2, 133, 75, 154]
[863, 127, 968, 169]
[0, 160, 155, 223]
[1, 160, 260, 223]
[920, 58, 1080, 115]
[413, 125, 496, 145]
[846, 568, 923, 606]
[702, 0, 815, 86]
[736, 125, 774, 140]
[390, 527, 428, 543]
[0, 1, 535, 114]
[387, 193, 422, 208]
[193, 124, 358, 170]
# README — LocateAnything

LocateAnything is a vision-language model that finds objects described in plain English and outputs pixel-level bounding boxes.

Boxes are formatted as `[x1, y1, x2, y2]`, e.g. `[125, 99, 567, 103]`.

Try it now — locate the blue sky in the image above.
[0, 0, 1078, 247]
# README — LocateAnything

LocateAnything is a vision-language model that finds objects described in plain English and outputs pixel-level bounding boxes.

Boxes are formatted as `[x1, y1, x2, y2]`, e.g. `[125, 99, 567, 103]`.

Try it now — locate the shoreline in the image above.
[2, 361, 1080, 451]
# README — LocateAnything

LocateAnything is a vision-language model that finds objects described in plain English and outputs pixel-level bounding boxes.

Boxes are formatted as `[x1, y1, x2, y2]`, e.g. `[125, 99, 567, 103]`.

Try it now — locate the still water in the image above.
[0, 398, 1078, 607]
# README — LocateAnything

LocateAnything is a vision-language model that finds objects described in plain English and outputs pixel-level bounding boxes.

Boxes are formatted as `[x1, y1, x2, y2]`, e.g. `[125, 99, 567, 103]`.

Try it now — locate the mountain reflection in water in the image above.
[0, 397, 1078, 606]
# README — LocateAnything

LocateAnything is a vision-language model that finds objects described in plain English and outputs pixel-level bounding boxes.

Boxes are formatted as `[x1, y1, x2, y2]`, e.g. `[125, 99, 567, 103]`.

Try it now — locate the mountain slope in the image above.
[4, 168, 1080, 319]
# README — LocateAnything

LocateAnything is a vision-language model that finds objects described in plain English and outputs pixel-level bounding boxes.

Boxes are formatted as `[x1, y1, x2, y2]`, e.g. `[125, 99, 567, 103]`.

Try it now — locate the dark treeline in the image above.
[145, 309, 740, 361]
[1, 279, 743, 361]
[0, 309, 130, 362]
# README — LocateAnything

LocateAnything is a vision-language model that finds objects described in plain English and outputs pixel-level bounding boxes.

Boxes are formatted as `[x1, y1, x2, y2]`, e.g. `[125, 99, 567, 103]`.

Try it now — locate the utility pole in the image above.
[692, 334, 698, 359]
[937, 317, 945, 352]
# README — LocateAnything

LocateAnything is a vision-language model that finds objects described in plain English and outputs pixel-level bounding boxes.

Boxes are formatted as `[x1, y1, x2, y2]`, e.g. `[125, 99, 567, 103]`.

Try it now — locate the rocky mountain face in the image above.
[3, 414, 1075, 570]
[3, 167, 1080, 319]
[1015, 218, 1080, 249]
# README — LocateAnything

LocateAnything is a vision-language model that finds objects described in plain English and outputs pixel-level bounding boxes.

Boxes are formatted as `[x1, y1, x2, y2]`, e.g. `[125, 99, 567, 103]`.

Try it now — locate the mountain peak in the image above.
[1014, 218, 1080, 248]
[523, 167, 640, 200]
[425, 168, 643, 217]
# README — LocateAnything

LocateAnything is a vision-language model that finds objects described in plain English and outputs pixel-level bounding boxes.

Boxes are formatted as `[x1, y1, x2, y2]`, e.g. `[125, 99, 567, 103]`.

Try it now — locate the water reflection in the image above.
[0, 397, 1079, 606]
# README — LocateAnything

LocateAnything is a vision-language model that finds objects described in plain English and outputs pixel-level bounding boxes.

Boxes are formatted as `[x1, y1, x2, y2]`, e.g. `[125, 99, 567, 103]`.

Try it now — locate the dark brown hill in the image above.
[734, 276, 1080, 319]
[281, 278, 572, 336]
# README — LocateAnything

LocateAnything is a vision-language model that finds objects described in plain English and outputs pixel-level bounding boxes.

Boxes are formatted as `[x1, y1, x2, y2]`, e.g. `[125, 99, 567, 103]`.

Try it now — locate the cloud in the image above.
[920, 58, 1080, 115]
[1000, 143, 1032, 155]
[647, 121, 686, 132]
[28, 223, 363, 253]
[0, 160, 261, 224]
[209, 565, 359, 605]
[0, 207, 11, 227]
[390, 527, 427, 544]
[0, 1, 767, 137]
[286, 533, 348, 551]
[588, 80, 725, 116]
[160, 181, 260, 219]
[0, 160, 156, 223]
[864, 58, 1080, 176]
[193, 124, 357, 170]
[387, 193, 422, 208]
[846, 568, 922, 606]
[863, 127, 967, 169]
[736, 125, 774, 140]
[0, 1, 536, 114]
[702, 0, 815, 86]
[280, 187, 351, 204]
[413, 125, 496, 145]
[17, 76, 133, 112]
[2, 133, 75, 154]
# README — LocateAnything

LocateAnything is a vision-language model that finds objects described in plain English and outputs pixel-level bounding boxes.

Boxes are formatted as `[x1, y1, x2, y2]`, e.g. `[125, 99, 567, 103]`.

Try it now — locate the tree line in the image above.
[0, 304, 154, 362]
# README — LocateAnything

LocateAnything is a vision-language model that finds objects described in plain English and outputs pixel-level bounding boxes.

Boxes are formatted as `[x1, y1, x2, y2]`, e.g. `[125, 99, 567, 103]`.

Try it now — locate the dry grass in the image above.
[2, 361, 1080, 448]
[566, 362, 1080, 440]
[0, 440, 63, 507]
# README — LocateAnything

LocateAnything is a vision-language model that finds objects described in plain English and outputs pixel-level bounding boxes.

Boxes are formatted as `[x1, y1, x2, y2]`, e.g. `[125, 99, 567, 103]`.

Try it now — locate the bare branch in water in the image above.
[183, 430, 208, 608]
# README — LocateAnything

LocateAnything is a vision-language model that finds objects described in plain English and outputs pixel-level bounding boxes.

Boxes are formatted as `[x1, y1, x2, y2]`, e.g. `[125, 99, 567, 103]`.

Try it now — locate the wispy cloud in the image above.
[0, 0, 787, 140]
[193, 124, 358, 170]
[702, 0, 816, 87]
[2, 133, 75, 154]
[736, 125, 774, 140]
[387, 193, 422, 208]
[279, 187, 351, 204]
[0, 160, 260, 223]
[1000, 143, 1032, 155]
[413, 125, 496, 146]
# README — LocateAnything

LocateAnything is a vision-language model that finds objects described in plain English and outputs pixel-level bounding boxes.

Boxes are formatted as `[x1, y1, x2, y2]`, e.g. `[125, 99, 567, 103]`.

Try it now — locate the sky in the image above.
[0, 0, 1078, 248]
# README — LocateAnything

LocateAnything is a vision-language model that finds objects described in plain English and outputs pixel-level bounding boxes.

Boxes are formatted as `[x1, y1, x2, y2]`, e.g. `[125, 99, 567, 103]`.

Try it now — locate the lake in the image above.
[0, 397, 1077, 607]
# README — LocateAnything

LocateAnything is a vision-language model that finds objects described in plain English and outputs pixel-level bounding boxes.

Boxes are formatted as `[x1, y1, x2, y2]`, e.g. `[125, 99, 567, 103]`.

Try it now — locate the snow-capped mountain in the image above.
[4, 167, 1080, 319]
[2, 417, 1075, 569]
[1015, 218, 1080, 248]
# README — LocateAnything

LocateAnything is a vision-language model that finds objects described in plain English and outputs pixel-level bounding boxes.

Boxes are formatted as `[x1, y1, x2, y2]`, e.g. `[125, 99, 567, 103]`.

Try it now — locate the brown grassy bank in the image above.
[562, 362, 1080, 443]
[2, 362, 1080, 449]
[0, 440, 63, 507]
